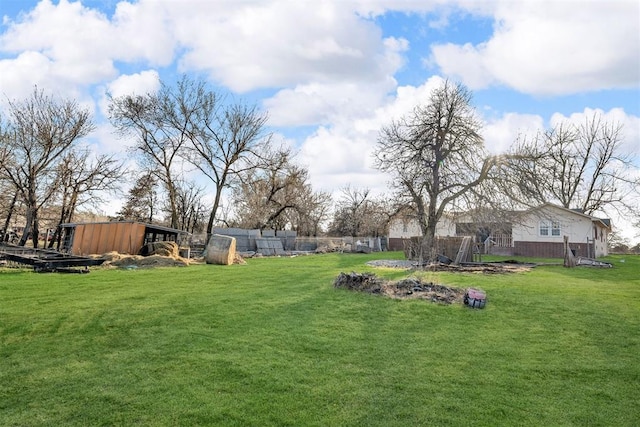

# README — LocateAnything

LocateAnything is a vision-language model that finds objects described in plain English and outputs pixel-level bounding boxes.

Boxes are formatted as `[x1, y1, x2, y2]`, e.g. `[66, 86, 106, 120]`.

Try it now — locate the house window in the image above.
[402, 222, 408, 233]
[540, 220, 561, 237]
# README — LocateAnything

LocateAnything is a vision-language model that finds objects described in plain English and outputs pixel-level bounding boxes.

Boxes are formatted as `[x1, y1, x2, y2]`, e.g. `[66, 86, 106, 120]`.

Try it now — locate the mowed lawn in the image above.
[1, 252, 638, 426]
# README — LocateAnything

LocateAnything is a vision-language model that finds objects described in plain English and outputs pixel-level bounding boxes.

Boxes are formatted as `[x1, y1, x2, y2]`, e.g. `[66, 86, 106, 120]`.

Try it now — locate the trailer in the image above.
[0, 243, 105, 273]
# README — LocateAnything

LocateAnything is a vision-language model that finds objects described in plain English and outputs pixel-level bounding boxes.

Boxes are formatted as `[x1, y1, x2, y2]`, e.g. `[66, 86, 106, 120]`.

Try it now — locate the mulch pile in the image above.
[334, 272, 465, 303]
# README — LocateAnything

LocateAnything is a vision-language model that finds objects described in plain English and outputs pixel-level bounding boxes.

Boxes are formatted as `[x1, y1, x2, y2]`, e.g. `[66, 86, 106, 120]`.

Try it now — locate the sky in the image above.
[1, 0, 639, 241]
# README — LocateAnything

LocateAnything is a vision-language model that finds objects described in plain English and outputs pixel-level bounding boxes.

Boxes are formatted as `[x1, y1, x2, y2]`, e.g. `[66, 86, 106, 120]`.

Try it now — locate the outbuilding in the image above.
[58, 221, 189, 256]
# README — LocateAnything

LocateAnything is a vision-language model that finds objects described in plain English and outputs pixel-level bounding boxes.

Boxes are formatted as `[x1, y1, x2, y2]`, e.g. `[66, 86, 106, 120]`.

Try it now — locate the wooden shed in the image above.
[59, 221, 189, 256]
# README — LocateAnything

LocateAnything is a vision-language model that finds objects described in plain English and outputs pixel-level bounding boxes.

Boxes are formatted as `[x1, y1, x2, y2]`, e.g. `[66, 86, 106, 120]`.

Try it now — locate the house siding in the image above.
[388, 215, 456, 251]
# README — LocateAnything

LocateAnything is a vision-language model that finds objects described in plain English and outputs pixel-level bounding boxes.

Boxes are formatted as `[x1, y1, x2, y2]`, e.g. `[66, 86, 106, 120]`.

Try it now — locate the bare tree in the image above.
[332, 186, 371, 237]
[185, 101, 271, 237]
[116, 172, 158, 223]
[48, 149, 123, 248]
[109, 76, 203, 228]
[374, 80, 496, 261]
[289, 188, 332, 237]
[496, 114, 639, 219]
[1, 87, 95, 247]
[172, 178, 208, 233]
[326, 186, 386, 237]
[230, 148, 329, 233]
[110, 75, 271, 237]
[0, 136, 21, 241]
[328, 187, 395, 238]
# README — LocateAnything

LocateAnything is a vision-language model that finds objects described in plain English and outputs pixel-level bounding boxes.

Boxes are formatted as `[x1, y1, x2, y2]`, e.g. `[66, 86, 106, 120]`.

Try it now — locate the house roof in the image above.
[389, 202, 612, 231]
[526, 203, 612, 230]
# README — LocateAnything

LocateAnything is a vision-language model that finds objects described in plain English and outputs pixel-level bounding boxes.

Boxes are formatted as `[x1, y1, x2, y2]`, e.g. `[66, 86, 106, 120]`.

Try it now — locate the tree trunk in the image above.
[31, 209, 40, 249]
[19, 202, 35, 247]
[166, 181, 179, 229]
[563, 235, 576, 268]
[206, 189, 222, 240]
[421, 221, 438, 263]
[2, 192, 18, 242]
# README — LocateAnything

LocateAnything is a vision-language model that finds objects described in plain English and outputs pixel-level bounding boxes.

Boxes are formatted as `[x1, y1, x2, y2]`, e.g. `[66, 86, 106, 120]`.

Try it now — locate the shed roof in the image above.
[60, 221, 190, 236]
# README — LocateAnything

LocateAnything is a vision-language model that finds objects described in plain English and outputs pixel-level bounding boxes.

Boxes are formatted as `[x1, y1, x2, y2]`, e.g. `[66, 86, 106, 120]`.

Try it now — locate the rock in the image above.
[205, 234, 237, 265]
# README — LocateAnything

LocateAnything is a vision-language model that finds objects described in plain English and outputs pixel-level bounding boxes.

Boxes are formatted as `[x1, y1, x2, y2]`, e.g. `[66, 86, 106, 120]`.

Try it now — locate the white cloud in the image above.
[264, 85, 341, 127]
[0, 0, 117, 84]
[0, 1, 411, 96]
[264, 78, 397, 127]
[430, 42, 493, 90]
[0, 51, 54, 101]
[106, 70, 161, 99]
[0, 0, 174, 103]
[355, 76, 446, 133]
[97, 70, 161, 116]
[169, 1, 403, 92]
[482, 112, 544, 154]
[295, 76, 446, 196]
[262, 34, 406, 127]
[431, 0, 640, 95]
[298, 125, 388, 194]
[110, 1, 176, 66]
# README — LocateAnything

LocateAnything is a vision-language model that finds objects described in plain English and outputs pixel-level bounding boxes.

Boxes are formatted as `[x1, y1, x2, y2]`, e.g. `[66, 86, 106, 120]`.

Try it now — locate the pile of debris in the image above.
[333, 272, 467, 304]
[366, 259, 533, 273]
[576, 257, 613, 268]
[425, 262, 533, 273]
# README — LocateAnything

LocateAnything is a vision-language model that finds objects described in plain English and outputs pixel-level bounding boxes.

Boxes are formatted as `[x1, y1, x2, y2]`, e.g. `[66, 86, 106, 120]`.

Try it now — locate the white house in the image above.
[387, 213, 455, 241]
[510, 204, 610, 258]
[388, 203, 611, 258]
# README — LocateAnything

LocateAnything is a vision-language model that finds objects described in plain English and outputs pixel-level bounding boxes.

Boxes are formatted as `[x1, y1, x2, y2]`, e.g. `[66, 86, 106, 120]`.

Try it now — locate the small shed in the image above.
[59, 221, 190, 256]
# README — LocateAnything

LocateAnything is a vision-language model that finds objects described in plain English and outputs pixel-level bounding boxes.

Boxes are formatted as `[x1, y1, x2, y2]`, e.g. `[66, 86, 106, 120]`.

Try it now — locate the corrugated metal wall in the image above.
[70, 222, 146, 255]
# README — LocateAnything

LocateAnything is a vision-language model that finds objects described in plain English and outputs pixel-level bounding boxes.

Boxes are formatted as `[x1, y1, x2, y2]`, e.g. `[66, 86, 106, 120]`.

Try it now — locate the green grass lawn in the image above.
[1, 252, 638, 426]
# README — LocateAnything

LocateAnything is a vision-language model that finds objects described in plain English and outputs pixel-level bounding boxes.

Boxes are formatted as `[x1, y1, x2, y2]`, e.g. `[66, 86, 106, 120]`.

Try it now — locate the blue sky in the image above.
[1, 0, 639, 239]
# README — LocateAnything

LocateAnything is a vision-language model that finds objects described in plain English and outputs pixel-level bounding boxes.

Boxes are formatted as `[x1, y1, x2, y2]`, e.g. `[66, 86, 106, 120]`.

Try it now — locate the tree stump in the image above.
[563, 235, 576, 268]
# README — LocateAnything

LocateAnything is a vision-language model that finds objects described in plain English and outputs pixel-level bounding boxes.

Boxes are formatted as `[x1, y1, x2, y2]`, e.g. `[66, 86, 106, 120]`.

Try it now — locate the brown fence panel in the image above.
[514, 241, 593, 258]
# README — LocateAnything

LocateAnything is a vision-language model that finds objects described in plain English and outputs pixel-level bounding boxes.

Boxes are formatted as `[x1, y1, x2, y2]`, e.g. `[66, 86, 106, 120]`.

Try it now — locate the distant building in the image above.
[388, 203, 611, 258]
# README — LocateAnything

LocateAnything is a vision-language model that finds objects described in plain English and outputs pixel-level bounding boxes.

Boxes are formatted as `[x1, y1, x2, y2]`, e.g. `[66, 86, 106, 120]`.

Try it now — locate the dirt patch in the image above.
[334, 272, 466, 304]
[365, 260, 416, 269]
[366, 260, 533, 274]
